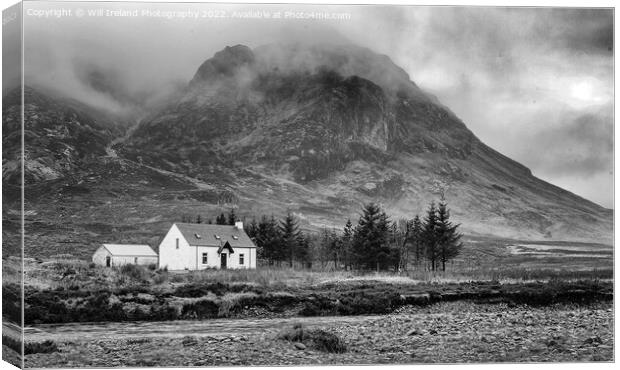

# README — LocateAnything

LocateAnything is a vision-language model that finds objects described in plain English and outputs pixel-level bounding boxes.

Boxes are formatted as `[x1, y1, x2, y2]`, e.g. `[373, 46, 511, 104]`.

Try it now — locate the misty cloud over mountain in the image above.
[18, 2, 613, 207]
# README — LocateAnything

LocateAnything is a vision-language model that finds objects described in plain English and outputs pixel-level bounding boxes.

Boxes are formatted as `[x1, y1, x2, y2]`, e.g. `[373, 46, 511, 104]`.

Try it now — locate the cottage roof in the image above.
[174, 223, 256, 248]
[102, 244, 157, 257]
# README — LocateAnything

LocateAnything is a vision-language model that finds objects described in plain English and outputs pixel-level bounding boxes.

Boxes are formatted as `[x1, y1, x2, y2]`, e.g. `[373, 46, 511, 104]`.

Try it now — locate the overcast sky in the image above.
[20, 1, 614, 208]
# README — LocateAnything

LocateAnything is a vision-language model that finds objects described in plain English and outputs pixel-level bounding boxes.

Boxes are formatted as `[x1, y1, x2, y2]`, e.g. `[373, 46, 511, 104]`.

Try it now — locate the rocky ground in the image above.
[2, 344, 22, 368]
[23, 301, 613, 367]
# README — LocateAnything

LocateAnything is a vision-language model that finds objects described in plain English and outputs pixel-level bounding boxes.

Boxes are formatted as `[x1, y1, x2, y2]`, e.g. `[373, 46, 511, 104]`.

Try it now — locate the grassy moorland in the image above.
[1, 236, 613, 326]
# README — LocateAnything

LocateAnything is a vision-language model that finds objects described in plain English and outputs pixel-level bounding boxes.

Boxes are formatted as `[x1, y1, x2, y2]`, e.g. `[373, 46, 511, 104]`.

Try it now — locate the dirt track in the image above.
[22, 314, 376, 343]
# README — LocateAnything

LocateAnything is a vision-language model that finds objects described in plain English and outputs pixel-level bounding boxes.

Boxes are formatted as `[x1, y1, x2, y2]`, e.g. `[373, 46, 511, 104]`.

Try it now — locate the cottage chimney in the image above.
[235, 221, 244, 230]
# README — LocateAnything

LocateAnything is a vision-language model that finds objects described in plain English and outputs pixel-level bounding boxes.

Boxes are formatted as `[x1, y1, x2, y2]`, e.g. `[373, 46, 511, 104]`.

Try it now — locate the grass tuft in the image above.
[25, 340, 59, 355]
[277, 322, 305, 342]
[308, 329, 348, 353]
[277, 324, 347, 353]
[119, 264, 149, 282]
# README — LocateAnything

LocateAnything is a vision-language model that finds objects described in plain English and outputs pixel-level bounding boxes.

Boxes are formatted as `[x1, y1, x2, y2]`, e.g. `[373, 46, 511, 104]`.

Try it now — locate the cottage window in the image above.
[176, 238, 179, 249]
[195, 233, 201, 239]
[202, 253, 208, 264]
[214, 235, 221, 240]
[134, 257, 138, 264]
[239, 254, 245, 265]
[232, 235, 239, 240]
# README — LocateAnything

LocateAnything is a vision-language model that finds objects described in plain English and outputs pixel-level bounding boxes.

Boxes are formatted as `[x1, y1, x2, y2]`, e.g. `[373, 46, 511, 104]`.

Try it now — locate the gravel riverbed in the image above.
[24, 301, 613, 367]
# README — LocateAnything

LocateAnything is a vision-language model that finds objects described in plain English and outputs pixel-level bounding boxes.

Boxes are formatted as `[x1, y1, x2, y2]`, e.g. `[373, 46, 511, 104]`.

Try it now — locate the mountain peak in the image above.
[190, 44, 255, 86]
[188, 43, 431, 103]
[252, 43, 429, 102]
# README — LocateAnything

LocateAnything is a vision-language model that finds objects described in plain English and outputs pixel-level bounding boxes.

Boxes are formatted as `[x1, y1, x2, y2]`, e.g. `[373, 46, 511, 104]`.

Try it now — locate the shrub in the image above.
[277, 324, 347, 353]
[120, 264, 148, 281]
[182, 336, 198, 346]
[147, 264, 157, 271]
[170, 274, 185, 283]
[277, 322, 305, 342]
[24, 340, 59, 355]
[2, 335, 22, 354]
[152, 271, 169, 285]
[149, 304, 179, 321]
[174, 283, 229, 298]
[2, 284, 23, 324]
[336, 291, 399, 315]
[307, 329, 347, 353]
[126, 338, 151, 345]
[181, 299, 219, 319]
[266, 291, 298, 306]
[218, 292, 259, 317]
[299, 295, 336, 316]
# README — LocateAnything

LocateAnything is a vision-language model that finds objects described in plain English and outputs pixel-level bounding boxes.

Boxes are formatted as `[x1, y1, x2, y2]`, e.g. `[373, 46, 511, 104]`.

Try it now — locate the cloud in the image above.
[519, 106, 613, 178]
[356, 7, 614, 207]
[19, 3, 613, 207]
[546, 8, 613, 56]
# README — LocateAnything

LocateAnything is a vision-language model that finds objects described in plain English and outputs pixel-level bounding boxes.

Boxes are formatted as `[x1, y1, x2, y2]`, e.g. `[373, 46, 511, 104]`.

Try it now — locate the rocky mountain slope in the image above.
[2, 86, 128, 185]
[2, 43, 613, 259]
[118, 43, 612, 243]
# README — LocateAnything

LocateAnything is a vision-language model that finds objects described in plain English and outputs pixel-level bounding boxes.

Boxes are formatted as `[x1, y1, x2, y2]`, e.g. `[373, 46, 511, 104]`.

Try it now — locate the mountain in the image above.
[117, 43, 612, 243]
[2, 86, 196, 258]
[121, 43, 476, 179]
[3, 43, 613, 259]
[2, 86, 129, 186]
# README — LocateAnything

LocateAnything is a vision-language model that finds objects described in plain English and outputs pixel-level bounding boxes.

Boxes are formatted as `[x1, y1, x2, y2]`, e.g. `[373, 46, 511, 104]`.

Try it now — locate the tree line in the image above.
[180, 209, 238, 226]
[180, 199, 463, 271]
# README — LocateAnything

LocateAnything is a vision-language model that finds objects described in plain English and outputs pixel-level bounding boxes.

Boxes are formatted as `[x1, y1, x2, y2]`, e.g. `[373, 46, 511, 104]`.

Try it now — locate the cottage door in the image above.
[106, 256, 111, 267]
[220, 253, 227, 269]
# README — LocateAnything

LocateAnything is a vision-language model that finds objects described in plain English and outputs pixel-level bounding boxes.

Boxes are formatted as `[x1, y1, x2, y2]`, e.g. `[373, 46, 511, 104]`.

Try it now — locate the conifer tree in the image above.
[389, 220, 409, 270]
[410, 215, 424, 268]
[228, 208, 237, 225]
[396, 218, 412, 270]
[216, 213, 227, 225]
[342, 219, 353, 270]
[436, 199, 463, 271]
[352, 203, 391, 270]
[318, 228, 333, 269]
[279, 212, 302, 267]
[256, 215, 281, 264]
[329, 228, 343, 269]
[296, 233, 311, 268]
[246, 218, 259, 240]
[422, 201, 440, 271]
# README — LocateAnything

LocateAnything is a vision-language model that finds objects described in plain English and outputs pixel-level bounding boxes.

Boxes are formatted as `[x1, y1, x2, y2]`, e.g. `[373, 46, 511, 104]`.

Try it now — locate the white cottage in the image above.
[158, 222, 257, 270]
[92, 244, 158, 267]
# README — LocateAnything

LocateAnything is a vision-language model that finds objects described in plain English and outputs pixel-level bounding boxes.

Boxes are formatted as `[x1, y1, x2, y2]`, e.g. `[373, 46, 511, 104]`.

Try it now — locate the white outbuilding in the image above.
[92, 244, 158, 267]
[158, 222, 257, 270]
